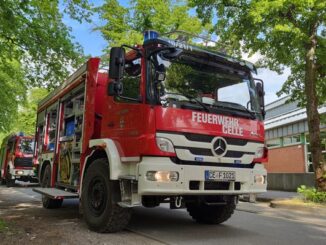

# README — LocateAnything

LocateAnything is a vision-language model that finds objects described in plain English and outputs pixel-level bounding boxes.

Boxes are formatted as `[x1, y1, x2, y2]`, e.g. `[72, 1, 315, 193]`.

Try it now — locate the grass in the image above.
[0, 218, 8, 232]
[275, 198, 326, 209]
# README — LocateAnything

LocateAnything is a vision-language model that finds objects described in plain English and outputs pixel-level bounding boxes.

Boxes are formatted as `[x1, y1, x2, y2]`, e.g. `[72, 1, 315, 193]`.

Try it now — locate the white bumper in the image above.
[138, 157, 267, 195]
[10, 168, 35, 178]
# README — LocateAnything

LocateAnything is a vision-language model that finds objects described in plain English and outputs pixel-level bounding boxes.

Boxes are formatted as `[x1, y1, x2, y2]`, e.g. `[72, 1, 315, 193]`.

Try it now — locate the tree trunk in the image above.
[304, 22, 326, 191]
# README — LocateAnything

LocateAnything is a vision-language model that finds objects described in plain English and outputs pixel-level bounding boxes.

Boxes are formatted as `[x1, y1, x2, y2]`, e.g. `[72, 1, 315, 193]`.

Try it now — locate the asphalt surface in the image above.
[256, 190, 299, 201]
[0, 183, 325, 245]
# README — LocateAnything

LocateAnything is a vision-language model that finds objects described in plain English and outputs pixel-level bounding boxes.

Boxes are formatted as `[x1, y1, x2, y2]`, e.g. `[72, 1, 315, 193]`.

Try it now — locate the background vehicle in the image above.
[34, 31, 267, 232]
[0, 133, 36, 187]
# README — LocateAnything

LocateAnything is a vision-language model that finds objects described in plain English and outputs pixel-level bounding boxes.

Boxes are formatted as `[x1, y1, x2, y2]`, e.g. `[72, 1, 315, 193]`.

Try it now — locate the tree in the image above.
[0, 59, 26, 132]
[0, 0, 92, 133]
[0, 0, 92, 88]
[189, 0, 326, 190]
[11, 88, 49, 136]
[98, 0, 206, 47]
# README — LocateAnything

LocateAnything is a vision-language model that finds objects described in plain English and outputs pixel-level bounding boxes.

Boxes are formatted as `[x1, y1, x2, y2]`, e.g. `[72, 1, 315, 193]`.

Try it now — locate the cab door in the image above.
[104, 54, 146, 158]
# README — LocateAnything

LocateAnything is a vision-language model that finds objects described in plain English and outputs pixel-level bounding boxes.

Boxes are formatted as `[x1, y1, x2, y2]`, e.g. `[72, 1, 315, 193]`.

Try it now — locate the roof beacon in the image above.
[144, 30, 159, 42]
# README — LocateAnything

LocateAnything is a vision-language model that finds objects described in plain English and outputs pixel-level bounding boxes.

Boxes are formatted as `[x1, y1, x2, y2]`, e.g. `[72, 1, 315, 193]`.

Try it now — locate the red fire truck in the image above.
[0, 133, 36, 187]
[34, 32, 267, 232]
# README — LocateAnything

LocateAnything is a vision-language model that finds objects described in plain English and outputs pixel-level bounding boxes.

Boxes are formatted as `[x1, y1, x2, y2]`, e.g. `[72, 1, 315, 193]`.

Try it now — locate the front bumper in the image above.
[138, 157, 267, 195]
[9, 168, 35, 179]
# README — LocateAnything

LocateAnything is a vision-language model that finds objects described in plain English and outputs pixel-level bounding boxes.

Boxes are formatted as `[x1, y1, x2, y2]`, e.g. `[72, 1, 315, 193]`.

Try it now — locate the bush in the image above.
[297, 185, 326, 203]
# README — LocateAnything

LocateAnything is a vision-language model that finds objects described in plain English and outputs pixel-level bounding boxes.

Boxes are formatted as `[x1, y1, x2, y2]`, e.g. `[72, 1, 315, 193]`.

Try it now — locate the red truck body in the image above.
[0, 134, 36, 186]
[34, 34, 267, 232]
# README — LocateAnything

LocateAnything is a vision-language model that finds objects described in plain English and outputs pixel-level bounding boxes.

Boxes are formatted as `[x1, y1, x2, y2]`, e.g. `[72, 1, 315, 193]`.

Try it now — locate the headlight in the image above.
[156, 137, 175, 153]
[255, 147, 264, 158]
[146, 171, 179, 182]
[15, 170, 24, 175]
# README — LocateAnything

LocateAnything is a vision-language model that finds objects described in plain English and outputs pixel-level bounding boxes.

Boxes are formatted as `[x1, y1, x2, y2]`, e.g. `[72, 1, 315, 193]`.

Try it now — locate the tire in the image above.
[0, 171, 6, 185]
[81, 158, 131, 233]
[186, 196, 236, 224]
[6, 167, 15, 187]
[41, 164, 63, 209]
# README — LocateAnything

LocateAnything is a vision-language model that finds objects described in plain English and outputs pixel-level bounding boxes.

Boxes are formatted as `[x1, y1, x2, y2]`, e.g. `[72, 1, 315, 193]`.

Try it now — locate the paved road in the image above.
[0, 184, 325, 245]
[129, 205, 325, 245]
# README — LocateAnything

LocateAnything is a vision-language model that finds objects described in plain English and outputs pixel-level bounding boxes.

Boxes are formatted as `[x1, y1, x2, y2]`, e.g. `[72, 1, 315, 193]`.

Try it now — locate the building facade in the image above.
[264, 96, 326, 174]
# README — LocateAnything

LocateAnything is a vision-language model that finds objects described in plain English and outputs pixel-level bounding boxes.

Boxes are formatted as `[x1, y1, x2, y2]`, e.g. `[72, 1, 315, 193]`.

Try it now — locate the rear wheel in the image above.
[186, 196, 236, 224]
[81, 158, 131, 233]
[41, 164, 63, 209]
[6, 167, 15, 187]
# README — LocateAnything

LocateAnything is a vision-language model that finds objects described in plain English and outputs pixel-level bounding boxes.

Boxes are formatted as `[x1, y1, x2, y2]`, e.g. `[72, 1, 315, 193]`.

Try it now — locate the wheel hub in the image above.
[88, 177, 107, 216]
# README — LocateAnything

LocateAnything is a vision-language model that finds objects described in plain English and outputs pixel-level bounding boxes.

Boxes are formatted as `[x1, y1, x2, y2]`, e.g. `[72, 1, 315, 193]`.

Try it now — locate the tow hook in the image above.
[170, 196, 185, 209]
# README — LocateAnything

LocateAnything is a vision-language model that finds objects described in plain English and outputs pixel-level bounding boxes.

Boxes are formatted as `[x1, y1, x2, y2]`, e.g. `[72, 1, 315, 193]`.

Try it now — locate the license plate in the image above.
[205, 170, 236, 181]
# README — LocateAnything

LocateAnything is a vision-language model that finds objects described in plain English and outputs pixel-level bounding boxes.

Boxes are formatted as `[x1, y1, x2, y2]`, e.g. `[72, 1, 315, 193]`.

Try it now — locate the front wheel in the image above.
[81, 158, 131, 233]
[41, 164, 63, 209]
[186, 196, 236, 224]
[6, 167, 15, 187]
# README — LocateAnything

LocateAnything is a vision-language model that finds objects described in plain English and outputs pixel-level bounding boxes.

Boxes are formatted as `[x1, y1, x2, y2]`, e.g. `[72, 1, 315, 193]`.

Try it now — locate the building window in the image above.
[266, 138, 281, 148]
[306, 131, 326, 172]
[283, 134, 301, 146]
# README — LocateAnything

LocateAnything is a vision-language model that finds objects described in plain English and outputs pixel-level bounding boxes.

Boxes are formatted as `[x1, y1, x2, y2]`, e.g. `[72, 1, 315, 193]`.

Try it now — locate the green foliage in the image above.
[189, 0, 326, 106]
[0, 59, 26, 132]
[0, 0, 92, 134]
[0, 0, 93, 88]
[298, 185, 326, 203]
[98, 0, 206, 47]
[0, 218, 8, 232]
[11, 88, 49, 136]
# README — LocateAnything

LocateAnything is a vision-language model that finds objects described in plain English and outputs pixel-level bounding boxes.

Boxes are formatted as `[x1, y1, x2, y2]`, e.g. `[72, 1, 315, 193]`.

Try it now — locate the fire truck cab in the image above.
[34, 32, 267, 232]
[0, 133, 36, 187]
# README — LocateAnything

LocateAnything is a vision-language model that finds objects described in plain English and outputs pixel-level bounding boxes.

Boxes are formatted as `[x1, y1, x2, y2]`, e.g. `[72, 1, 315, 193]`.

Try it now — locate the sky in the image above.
[62, 0, 290, 105]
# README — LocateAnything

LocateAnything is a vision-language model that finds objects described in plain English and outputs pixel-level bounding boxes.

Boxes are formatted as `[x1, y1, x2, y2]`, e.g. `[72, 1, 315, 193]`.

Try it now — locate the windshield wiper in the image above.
[164, 92, 210, 112]
[187, 96, 210, 112]
[239, 106, 256, 119]
[213, 101, 257, 119]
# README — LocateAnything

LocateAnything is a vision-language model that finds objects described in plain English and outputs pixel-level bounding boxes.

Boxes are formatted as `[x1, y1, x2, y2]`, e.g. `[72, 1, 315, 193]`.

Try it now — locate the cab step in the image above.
[33, 187, 79, 199]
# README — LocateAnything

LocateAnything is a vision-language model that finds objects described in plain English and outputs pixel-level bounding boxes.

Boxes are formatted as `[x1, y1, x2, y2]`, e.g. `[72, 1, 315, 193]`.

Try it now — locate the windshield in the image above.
[19, 138, 34, 154]
[149, 50, 262, 120]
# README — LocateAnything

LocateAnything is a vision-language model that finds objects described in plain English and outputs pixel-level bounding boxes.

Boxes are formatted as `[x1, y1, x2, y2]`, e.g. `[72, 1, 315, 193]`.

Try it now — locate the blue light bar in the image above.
[144, 30, 159, 42]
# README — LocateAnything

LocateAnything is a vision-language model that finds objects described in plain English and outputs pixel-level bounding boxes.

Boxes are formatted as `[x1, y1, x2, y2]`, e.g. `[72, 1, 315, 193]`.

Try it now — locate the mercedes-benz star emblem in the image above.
[212, 137, 227, 156]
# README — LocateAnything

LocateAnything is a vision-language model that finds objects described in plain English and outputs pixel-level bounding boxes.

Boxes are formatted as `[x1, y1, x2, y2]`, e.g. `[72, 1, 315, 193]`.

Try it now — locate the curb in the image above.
[270, 200, 326, 215]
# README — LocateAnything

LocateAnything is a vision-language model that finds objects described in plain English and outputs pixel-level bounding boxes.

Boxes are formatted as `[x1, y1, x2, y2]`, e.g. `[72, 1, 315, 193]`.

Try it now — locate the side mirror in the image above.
[108, 81, 123, 96]
[155, 64, 166, 83]
[254, 78, 265, 118]
[109, 47, 126, 80]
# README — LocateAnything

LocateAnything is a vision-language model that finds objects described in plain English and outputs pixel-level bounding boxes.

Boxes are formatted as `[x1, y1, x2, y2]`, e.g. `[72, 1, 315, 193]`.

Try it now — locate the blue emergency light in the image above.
[143, 30, 159, 42]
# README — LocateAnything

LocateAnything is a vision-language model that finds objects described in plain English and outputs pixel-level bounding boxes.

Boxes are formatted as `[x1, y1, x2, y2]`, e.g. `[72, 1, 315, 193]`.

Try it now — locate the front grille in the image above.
[224, 151, 254, 158]
[184, 133, 214, 143]
[181, 132, 261, 145]
[177, 147, 255, 158]
[184, 147, 213, 156]
[14, 157, 33, 168]
[189, 181, 200, 190]
[204, 181, 230, 190]
[170, 157, 256, 168]
[157, 131, 263, 165]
